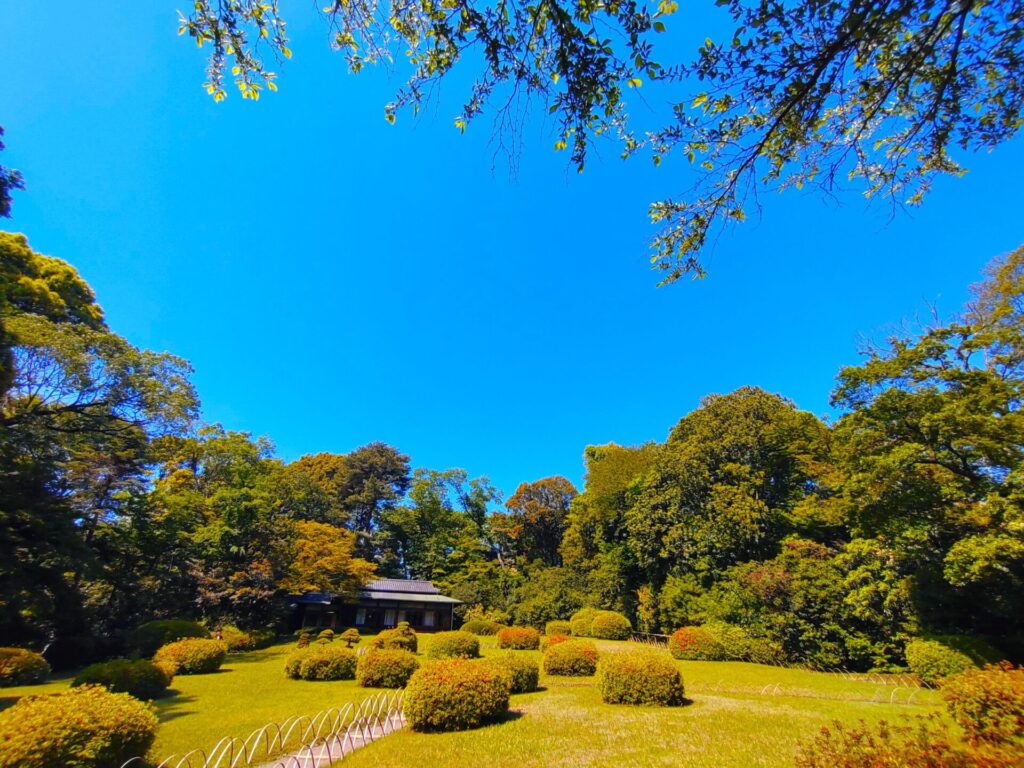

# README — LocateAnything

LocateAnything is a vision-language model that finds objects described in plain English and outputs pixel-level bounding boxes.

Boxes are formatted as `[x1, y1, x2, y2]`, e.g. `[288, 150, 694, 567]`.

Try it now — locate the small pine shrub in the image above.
[356, 649, 419, 688]
[541, 634, 570, 652]
[0, 648, 50, 687]
[426, 631, 480, 660]
[340, 628, 360, 647]
[317, 629, 335, 644]
[297, 646, 358, 681]
[460, 619, 504, 636]
[545, 620, 572, 636]
[370, 622, 418, 653]
[569, 608, 600, 638]
[297, 632, 311, 649]
[497, 627, 540, 650]
[906, 638, 978, 686]
[153, 638, 227, 675]
[590, 611, 632, 641]
[482, 653, 539, 694]
[598, 650, 685, 706]
[0, 685, 158, 768]
[73, 659, 173, 700]
[405, 659, 510, 732]
[542, 639, 599, 676]
[943, 663, 1024, 746]
[129, 619, 209, 657]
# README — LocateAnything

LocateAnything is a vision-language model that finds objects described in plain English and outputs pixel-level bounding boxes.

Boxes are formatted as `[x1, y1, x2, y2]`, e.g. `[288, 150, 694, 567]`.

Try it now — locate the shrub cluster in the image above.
[460, 619, 504, 636]
[285, 645, 358, 681]
[906, 638, 980, 686]
[129, 619, 209, 657]
[542, 639, 599, 676]
[0, 685, 158, 768]
[153, 638, 227, 675]
[426, 631, 480, 660]
[482, 653, 539, 694]
[356, 649, 419, 688]
[545, 620, 572, 636]
[497, 626, 540, 650]
[217, 625, 275, 652]
[541, 634, 570, 652]
[0, 647, 50, 686]
[668, 622, 753, 661]
[590, 611, 632, 641]
[73, 659, 173, 700]
[405, 659, 510, 732]
[569, 608, 600, 638]
[370, 621, 418, 653]
[943, 663, 1024, 746]
[598, 651, 685, 706]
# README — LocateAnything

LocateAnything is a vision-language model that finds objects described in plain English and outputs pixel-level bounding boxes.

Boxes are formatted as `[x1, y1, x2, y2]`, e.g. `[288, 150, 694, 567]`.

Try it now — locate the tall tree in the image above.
[503, 476, 577, 566]
[0, 128, 22, 219]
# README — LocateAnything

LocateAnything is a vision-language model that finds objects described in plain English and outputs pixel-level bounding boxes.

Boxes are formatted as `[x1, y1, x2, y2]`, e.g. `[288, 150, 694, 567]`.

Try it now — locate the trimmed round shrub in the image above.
[497, 626, 540, 650]
[405, 659, 510, 732]
[543, 639, 599, 676]
[426, 631, 480, 660]
[668, 622, 750, 661]
[297, 646, 358, 681]
[73, 659, 173, 700]
[356, 649, 419, 688]
[590, 611, 632, 641]
[545, 620, 572, 636]
[0, 647, 50, 687]
[370, 621, 418, 653]
[569, 608, 600, 638]
[317, 629, 335, 643]
[482, 653, 540, 694]
[541, 634, 570, 652]
[460, 619, 503, 636]
[598, 650, 685, 706]
[153, 638, 227, 675]
[906, 638, 978, 686]
[129, 619, 209, 657]
[0, 685, 158, 768]
[943, 662, 1024, 745]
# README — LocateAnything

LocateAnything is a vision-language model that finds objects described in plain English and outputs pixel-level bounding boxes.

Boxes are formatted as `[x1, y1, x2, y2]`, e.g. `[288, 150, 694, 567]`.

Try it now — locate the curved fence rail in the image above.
[120, 689, 405, 768]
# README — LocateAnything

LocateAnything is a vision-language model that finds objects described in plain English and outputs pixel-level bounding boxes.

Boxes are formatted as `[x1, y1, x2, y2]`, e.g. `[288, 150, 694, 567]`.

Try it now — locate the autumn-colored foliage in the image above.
[497, 626, 540, 650]
[279, 520, 376, 595]
[405, 659, 510, 731]
[540, 634, 570, 652]
[943, 663, 1024, 746]
[0, 648, 49, 686]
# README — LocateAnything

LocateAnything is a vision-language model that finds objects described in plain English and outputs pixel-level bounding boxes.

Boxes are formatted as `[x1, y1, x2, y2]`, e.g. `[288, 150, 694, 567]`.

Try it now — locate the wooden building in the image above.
[290, 578, 460, 633]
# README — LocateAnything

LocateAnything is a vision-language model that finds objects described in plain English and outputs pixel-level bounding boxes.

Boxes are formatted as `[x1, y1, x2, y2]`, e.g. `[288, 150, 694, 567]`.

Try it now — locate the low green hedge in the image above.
[73, 659, 173, 700]
[590, 611, 632, 641]
[0, 685, 158, 768]
[598, 650, 685, 706]
[153, 638, 227, 675]
[287, 646, 358, 681]
[497, 627, 540, 650]
[356, 649, 419, 688]
[0, 647, 50, 687]
[542, 639, 599, 676]
[545, 620, 572, 636]
[405, 659, 510, 732]
[129, 619, 210, 657]
[426, 631, 480, 660]
[482, 653, 540, 694]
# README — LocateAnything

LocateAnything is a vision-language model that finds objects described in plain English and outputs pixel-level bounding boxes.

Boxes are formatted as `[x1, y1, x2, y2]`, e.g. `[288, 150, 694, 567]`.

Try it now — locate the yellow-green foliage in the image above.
[905, 638, 981, 685]
[405, 659, 510, 732]
[943, 663, 1024, 746]
[0, 647, 50, 687]
[129, 620, 210, 657]
[460, 619, 504, 636]
[668, 623, 750, 661]
[296, 646, 358, 680]
[542, 639, 599, 676]
[482, 653, 539, 694]
[0, 685, 158, 768]
[497, 626, 540, 650]
[545, 620, 571, 636]
[217, 625, 275, 652]
[569, 608, 600, 638]
[73, 659, 173, 700]
[356, 649, 419, 688]
[598, 650, 685, 706]
[589, 611, 632, 641]
[153, 638, 227, 675]
[340, 628, 361, 647]
[426, 631, 480, 660]
[370, 622, 418, 653]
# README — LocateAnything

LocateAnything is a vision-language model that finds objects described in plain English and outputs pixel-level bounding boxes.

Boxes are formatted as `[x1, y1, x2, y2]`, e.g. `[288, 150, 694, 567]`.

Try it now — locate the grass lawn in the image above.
[0, 634, 947, 767]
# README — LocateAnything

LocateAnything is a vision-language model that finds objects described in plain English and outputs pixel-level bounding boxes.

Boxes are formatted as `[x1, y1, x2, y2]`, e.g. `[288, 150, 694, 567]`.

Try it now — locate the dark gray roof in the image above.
[363, 579, 441, 594]
[360, 590, 461, 604]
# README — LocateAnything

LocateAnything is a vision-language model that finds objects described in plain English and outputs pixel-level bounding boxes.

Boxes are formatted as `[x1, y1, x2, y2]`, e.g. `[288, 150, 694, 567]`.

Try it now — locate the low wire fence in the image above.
[121, 689, 405, 768]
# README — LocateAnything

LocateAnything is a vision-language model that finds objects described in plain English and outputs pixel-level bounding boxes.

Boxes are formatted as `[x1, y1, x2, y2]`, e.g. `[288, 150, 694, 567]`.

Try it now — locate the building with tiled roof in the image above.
[290, 578, 461, 633]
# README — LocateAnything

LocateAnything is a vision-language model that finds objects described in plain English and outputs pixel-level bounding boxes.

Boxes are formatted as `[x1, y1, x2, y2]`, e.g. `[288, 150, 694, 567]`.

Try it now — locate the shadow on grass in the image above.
[154, 692, 199, 723]
[0, 696, 18, 713]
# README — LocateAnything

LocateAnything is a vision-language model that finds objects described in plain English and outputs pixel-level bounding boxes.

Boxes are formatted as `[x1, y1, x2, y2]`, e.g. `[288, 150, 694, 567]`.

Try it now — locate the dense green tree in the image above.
[502, 476, 577, 566]
[0, 128, 22, 219]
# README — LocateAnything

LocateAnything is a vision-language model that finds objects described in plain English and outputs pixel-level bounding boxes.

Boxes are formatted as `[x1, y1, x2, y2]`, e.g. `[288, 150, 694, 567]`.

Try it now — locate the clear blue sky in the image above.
[2, 3, 1021, 498]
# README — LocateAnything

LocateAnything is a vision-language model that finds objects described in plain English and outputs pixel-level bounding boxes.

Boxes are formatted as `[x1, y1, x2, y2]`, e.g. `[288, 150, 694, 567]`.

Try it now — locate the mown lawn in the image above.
[0, 635, 946, 767]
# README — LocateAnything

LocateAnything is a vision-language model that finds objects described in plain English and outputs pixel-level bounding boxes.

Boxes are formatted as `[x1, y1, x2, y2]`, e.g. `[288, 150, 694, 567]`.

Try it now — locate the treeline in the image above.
[2, 230, 1022, 671]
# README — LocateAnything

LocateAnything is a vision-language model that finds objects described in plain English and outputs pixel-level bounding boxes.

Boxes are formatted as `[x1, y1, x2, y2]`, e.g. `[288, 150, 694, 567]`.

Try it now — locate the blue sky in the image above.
[2, 3, 1022, 498]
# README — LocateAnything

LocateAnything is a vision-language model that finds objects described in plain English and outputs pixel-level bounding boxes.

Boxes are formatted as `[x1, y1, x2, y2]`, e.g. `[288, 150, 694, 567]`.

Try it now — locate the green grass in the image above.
[0, 635, 947, 767]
